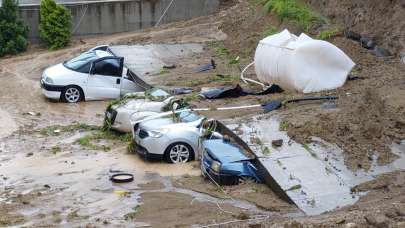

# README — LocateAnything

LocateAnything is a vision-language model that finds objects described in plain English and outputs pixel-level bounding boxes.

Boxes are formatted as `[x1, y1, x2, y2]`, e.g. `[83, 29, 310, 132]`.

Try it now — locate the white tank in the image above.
[253, 29, 355, 93]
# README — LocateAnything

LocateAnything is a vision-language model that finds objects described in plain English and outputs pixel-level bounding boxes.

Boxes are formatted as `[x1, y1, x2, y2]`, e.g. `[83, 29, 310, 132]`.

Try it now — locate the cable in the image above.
[155, 0, 175, 27]
[72, 4, 88, 34]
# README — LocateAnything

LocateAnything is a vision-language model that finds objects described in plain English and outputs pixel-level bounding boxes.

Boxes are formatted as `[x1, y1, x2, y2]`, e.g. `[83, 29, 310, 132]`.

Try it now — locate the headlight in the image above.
[45, 76, 54, 84]
[211, 161, 221, 172]
[148, 129, 168, 138]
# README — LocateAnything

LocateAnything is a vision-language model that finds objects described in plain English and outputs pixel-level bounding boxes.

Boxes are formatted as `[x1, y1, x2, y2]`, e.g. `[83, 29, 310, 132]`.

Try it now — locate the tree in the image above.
[0, 0, 29, 57]
[39, 0, 72, 50]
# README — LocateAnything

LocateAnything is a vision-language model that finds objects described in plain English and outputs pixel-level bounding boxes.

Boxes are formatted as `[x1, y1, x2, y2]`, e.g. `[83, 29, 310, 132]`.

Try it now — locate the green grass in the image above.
[210, 74, 240, 82]
[76, 130, 132, 152]
[279, 120, 290, 131]
[316, 27, 342, 40]
[262, 25, 278, 37]
[263, 0, 327, 31]
[287, 184, 302, 191]
[158, 69, 170, 75]
[40, 123, 99, 136]
[183, 93, 201, 103]
[303, 144, 318, 158]
[51, 146, 61, 154]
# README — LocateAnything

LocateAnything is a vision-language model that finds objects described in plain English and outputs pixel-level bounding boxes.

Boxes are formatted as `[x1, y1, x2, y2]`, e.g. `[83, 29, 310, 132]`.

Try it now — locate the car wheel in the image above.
[62, 86, 83, 103]
[165, 143, 194, 164]
[239, 176, 257, 184]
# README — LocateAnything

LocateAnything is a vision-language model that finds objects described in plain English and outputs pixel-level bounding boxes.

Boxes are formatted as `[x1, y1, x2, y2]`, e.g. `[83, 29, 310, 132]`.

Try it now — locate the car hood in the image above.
[122, 99, 166, 112]
[203, 139, 251, 163]
[43, 63, 77, 81]
[139, 117, 175, 131]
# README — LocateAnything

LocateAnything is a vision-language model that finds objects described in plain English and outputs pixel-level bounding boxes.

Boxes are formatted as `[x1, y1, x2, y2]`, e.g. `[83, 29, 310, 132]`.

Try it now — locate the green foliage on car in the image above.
[0, 0, 29, 57]
[39, 0, 72, 50]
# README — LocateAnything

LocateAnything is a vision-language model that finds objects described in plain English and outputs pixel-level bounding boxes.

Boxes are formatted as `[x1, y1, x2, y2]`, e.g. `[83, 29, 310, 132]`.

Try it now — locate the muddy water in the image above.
[0, 129, 202, 226]
[0, 109, 18, 138]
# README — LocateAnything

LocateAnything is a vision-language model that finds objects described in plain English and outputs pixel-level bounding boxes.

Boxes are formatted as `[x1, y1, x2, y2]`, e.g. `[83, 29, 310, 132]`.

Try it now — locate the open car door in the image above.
[87, 56, 124, 100]
[120, 68, 153, 95]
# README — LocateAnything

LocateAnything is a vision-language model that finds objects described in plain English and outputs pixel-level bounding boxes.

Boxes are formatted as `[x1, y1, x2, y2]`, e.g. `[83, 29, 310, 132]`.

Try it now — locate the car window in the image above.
[179, 111, 202, 123]
[63, 51, 98, 73]
[93, 58, 121, 77]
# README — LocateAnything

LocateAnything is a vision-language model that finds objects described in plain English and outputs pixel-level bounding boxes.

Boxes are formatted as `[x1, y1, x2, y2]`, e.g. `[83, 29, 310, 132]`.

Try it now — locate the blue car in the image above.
[201, 137, 262, 185]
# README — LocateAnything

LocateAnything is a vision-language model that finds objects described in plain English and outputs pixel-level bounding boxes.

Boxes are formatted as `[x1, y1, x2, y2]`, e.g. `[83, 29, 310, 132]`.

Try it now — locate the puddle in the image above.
[111, 43, 204, 78]
[226, 114, 405, 215]
[0, 108, 18, 138]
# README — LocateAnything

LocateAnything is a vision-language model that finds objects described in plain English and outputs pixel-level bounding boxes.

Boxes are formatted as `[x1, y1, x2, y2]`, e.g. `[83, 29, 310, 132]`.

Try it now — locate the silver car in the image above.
[132, 111, 205, 163]
[105, 89, 173, 133]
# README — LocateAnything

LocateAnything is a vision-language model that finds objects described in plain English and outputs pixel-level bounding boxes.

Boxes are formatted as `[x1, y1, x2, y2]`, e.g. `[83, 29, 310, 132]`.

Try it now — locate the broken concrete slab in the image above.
[226, 114, 405, 215]
[110, 44, 203, 80]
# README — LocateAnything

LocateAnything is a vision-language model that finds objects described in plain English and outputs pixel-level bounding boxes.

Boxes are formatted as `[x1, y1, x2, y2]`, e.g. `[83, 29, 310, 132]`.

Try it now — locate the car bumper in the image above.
[133, 142, 164, 160]
[201, 164, 239, 185]
[133, 134, 171, 159]
[40, 80, 63, 100]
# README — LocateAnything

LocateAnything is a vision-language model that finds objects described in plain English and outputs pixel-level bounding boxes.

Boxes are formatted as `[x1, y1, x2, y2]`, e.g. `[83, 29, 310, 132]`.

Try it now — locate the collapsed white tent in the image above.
[242, 29, 355, 93]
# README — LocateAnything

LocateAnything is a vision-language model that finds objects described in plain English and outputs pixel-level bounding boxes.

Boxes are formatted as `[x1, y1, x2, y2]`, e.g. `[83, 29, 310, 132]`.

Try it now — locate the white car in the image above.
[105, 89, 176, 133]
[132, 111, 205, 163]
[40, 45, 150, 103]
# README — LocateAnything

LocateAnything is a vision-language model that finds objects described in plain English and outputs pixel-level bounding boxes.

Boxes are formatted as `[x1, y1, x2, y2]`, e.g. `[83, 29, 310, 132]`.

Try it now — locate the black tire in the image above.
[61, 85, 84, 103]
[164, 142, 194, 164]
[110, 173, 134, 183]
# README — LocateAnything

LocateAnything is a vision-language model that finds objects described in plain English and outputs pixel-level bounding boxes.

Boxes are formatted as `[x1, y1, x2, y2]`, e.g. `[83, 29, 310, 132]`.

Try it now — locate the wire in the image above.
[155, 0, 175, 27]
[72, 4, 88, 34]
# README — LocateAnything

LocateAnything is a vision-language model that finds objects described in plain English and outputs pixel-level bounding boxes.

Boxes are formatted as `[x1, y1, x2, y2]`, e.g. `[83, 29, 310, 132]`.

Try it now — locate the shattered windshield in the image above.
[63, 51, 99, 73]
[178, 111, 203, 123]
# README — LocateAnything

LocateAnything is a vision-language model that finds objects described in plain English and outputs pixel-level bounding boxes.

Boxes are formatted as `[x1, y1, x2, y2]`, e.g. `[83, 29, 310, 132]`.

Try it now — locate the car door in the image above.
[120, 68, 151, 96]
[87, 57, 123, 100]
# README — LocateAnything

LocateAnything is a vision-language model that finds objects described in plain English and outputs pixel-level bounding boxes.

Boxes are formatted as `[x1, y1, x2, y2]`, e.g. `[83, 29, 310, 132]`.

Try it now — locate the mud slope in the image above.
[307, 0, 405, 55]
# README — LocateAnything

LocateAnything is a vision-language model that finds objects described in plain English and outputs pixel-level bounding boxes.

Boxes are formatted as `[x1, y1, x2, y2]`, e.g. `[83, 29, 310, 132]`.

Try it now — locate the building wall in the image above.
[19, 0, 220, 39]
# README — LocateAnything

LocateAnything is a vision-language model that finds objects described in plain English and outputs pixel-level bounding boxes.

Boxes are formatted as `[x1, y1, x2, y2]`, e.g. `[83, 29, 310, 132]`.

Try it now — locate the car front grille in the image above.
[138, 129, 149, 139]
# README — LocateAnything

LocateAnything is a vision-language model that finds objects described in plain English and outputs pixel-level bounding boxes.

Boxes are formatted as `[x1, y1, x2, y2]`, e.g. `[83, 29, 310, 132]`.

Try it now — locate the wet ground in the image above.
[0, 18, 284, 226]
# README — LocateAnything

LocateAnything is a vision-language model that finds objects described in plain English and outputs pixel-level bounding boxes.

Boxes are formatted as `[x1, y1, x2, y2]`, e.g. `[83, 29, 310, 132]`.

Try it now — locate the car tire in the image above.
[164, 142, 194, 164]
[61, 85, 84, 103]
[239, 176, 257, 184]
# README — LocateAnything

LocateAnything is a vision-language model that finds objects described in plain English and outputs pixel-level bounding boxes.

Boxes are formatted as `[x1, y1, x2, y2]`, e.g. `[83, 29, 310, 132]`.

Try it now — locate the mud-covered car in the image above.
[200, 121, 262, 185]
[132, 110, 205, 163]
[40, 45, 151, 103]
[104, 89, 175, 133]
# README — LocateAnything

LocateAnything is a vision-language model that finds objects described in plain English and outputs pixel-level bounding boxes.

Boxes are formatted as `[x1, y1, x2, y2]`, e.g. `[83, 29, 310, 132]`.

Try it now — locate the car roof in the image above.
[94, 50, 114, 58]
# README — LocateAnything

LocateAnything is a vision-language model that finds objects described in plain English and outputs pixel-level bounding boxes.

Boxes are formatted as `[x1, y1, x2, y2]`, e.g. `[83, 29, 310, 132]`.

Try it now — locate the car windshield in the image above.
[63, 51, 99, 73]
[178, 111, 202, 123]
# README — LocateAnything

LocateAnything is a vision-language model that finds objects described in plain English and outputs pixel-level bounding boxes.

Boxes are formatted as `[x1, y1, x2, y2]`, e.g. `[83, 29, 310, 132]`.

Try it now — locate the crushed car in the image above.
[132, 110, 205, 163]
[104, 88, 188, 133]
[40, 45, 151, 103]
[200, 120, 263, 185]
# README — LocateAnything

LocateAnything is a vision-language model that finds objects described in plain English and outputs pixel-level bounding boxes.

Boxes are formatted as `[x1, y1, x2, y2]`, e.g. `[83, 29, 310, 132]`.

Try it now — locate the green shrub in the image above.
[263, 0, 326, 31]
[39, 0, 72, 49]
[0, 0, 29, 57]
[316, 27, 342, 40]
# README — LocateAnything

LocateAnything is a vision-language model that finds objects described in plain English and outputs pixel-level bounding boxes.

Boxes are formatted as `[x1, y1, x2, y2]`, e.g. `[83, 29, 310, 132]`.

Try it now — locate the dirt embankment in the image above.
[306, 0, 405, 56]
[215, 0, 405, 171]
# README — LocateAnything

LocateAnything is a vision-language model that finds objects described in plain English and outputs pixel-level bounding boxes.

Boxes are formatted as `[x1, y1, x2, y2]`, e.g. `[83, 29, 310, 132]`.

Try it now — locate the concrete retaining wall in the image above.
[19, 0, 220, 39]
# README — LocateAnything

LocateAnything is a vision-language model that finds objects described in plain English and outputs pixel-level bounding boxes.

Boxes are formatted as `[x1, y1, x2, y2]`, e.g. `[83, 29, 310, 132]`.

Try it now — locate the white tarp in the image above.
[253, 29, 355, 93]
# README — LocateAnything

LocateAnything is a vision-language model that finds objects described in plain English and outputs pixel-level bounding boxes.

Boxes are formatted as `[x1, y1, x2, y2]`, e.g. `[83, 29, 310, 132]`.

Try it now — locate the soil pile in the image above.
[307, 0, 405, 56]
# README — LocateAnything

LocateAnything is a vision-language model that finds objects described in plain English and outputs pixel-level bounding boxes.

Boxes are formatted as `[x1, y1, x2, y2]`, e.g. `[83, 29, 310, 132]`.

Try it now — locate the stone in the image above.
[345, 222, 357, 228]
[364, 214, 390, 228]
[360, 37, 376, 50]
[373, 46, 391, 57]
[272, 139, 283, 147]
[400, 51, 405, 64]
